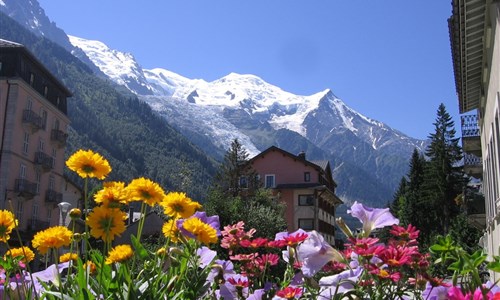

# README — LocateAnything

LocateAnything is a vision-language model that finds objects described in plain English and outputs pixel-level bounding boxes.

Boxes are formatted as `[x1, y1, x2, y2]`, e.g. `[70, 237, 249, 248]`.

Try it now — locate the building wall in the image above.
[481, 2, 500, 282]
[251, 149, 338, 244]
[0, 77, 70, 235]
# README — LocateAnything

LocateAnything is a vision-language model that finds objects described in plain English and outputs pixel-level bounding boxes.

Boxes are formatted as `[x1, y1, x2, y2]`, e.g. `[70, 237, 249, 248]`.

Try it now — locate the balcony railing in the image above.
[26, 219, 50, 232]
[463, 153, 483, 178]
[34, 151, 54, 171]
[50, 129, 68, 147]
[45, 189, 63, 204]
[14, 179, 37, 199]
[461, 114, 481, 156]
[22, 110, 43, 130]
[461, 114, 480, 137]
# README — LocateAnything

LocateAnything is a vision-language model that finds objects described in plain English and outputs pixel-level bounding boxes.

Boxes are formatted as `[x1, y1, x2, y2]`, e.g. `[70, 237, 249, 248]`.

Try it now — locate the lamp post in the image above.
[57, 201, 71, 226]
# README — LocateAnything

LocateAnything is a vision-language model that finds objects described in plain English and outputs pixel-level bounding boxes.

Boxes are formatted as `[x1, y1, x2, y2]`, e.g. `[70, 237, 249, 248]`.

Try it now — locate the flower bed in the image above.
[0, 149, 499, 299]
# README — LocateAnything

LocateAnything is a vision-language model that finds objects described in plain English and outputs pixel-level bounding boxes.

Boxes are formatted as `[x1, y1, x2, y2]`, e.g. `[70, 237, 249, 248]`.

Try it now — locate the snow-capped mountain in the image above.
[68, 36, 427, 204]
[1, 0, 428, 205]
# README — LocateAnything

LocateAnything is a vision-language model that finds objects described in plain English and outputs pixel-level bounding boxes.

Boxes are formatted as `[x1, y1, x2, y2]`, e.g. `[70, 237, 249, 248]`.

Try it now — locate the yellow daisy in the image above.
[59, 252, 79, 263]
[160, 192, 202, 219]
[127, 177, 166, 206]
[32, 226, 73, 255]
[182, 217, 218, 245]
[94, 181, 130, 207]
[0, 210, 17, 243]
[162, 219, 180, 243]
[66, 149, 112, 180]
[105, 244, 133, 264]
[5, 246, 35, 263]
[86, 205, 127, 242]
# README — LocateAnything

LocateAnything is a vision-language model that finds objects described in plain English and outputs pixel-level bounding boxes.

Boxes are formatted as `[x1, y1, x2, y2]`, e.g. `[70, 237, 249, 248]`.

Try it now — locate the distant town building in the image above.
[248, 146, 343, 245]
[449, 0, 500, 281]
[0, 39, 74, 244]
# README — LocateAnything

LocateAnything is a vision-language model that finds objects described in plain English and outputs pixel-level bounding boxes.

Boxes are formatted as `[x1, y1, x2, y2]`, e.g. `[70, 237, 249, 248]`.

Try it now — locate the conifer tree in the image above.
[422, 103, 464, 235]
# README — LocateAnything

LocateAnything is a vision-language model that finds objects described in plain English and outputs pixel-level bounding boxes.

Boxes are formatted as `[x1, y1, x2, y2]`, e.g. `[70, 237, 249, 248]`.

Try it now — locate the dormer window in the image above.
[304, 172, 311, 182]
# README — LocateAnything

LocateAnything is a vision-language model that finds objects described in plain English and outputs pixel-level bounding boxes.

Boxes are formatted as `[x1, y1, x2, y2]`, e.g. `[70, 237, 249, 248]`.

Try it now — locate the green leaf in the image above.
[487, 261, 500, 272]
[131, 234, 150, 260]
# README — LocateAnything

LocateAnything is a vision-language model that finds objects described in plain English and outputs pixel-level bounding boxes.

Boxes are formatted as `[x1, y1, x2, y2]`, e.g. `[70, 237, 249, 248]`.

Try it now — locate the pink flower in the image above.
[275, 286, 303, 299]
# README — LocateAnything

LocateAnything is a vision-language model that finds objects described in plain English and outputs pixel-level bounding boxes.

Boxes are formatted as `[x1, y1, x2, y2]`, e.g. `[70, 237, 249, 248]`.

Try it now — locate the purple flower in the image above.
[207, 259, 235, 283]
[318, 267, 363, 298]
[348, 201, 399, 236]
[247, 289, 265, 300]
[422, 283, 449, 300]
[274, 228, 307, 241]
[296, 230, 343, 277]
[197, 246, 217, 268]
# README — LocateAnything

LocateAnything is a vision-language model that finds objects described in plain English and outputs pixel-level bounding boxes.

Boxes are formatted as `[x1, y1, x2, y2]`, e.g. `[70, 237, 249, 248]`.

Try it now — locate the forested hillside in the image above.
[0, 12, 217, 200]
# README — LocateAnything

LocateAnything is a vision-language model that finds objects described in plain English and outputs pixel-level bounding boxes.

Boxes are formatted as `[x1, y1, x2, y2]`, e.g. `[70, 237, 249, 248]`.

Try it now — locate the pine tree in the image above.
[422, 103, 464, 235]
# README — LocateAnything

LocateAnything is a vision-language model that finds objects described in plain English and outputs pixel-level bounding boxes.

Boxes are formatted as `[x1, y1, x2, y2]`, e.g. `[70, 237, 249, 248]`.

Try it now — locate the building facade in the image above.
[0, 39, 72, 242]
[249, 146, 343, 245]
[449, 0, 500, 281]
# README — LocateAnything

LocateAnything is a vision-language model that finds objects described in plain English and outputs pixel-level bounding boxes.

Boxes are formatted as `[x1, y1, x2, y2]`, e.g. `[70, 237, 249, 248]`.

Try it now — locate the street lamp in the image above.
[58, 201, 71, 226]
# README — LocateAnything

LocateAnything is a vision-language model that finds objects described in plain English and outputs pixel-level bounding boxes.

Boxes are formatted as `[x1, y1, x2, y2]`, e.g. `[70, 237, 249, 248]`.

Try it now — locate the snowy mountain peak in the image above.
[68, 35, 153, 95]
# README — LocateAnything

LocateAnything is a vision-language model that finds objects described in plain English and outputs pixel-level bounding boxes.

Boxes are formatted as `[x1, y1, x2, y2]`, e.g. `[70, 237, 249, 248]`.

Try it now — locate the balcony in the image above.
[34, 151, 54, 172]
[14, 179, 37, 199]
[51, 129, 68, 147]
[26, 219, 50, 233]
[461, 114, 481, 157]
[22, 110, 43, 132]
[463, 153, 483, 179]
[45, 189, 63, 204]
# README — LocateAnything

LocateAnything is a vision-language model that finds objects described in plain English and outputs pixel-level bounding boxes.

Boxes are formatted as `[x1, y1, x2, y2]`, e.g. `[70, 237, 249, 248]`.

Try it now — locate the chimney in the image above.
[298, 151, 306, 160]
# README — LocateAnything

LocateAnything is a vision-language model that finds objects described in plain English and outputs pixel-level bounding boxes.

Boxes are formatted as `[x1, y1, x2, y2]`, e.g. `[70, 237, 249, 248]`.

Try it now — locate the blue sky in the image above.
[38, 1, 459, 140]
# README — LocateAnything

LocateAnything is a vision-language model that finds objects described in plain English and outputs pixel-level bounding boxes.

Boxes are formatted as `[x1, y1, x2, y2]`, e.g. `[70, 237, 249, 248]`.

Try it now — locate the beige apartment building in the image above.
[449, 0, 500, 281]
[0, 39, 73, 243]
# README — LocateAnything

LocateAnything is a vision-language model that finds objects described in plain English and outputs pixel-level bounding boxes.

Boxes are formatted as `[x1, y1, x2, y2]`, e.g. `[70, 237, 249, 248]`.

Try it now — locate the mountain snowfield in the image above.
[69, 36, 423, 157]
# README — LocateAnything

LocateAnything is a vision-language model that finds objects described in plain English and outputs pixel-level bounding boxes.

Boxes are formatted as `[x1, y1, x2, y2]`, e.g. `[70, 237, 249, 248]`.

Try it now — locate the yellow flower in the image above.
[86, 205, 126, 242]
[162, 219, 180, 243]
[182, 217, 218, 245]
[32, 226, 73, 255]
[59, 252, 79, 263]
[105, 244, 133, 264]
[5, 246, 35, 263]
[84, 260, 97, 274]
[0, 210, 17, 243]
[69, 208, 82, 219]
[66, 149, 111, 180]
[94, 181, 130, 207]
[160, 192, 202, 219]
[127, 178, 166, 206]
[156, 247, 167, 256]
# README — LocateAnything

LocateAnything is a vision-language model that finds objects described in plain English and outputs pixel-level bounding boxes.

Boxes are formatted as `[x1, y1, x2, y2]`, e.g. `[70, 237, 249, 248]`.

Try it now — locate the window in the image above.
[265, 175, 275, 188]
[47, 209, 52, 224]
[19, 164, 27, 179]
[29, 73, 34, 85]
[298, 219, 314, 230]
[49, 175, 55, 190]
[35, 171, 41, 193]
[23, 132, 29, 154]
[54, 119, 60, 130]
[239, 176, 248, 188]
[43, 86, 48, 97]
[304, 172, 311, 182]
[26, 97, 33, 110]
[40, 110, 47, 130]
[16, 201, 24, 220]
[51, 148, 57, 168]
[32, 204, 39, 226]
[298, 194, 314, 206]
[38, 138, 44, 151]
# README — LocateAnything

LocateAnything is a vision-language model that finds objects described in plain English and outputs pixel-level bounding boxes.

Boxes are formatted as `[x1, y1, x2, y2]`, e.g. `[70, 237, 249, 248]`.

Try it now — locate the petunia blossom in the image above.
[197, 246, 217, 268]
[296, 230, 344, 277]
[348, 201, 399, 236]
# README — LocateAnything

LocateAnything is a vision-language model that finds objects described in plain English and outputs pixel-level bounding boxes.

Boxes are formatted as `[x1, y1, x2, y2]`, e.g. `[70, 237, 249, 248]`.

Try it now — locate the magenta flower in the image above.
[296, 230, 344, 277]
[348, 201, 399, 236]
